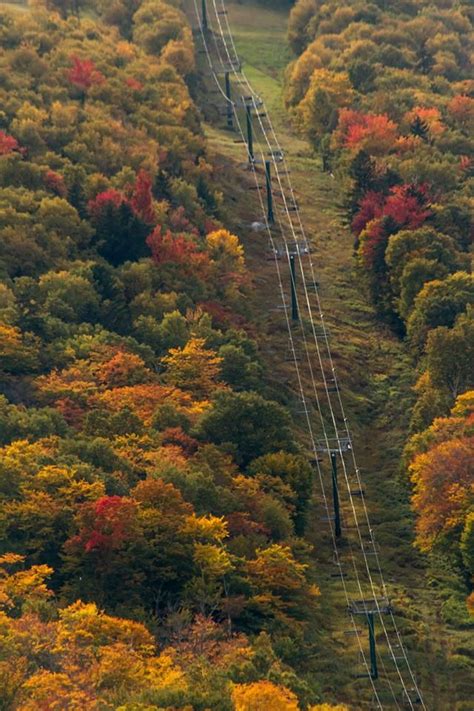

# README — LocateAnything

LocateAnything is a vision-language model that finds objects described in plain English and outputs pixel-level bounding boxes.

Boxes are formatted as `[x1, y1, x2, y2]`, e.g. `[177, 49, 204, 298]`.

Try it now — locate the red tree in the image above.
[383, 184, 431, 229]
[160, 427, 199, 456]
[68, 496, 138, 554]
[131, 169, 155, 224]
[125, 77, 144, 92]
[169, 206, 198, 235]
[67, 55, 105, 93]
[359, 219, 388, 270]
[336, 109, 398, 154]
[44, 170, 67, 197]
[0, 130, 20, 156]
[353, 184, 431, 236]
[87, 189, 125, 220]
[146, 226, 209, 275]
[351, 191, 385, 236]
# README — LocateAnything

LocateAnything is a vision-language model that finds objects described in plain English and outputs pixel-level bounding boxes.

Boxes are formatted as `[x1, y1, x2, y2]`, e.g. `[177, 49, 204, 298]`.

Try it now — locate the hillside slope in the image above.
[186, 1, 474, 708]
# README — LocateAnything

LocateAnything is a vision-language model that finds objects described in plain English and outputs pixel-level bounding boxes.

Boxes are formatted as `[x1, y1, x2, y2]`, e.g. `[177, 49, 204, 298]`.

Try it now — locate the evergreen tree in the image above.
[348, 60, 376, 93]
[410, 115, 430, 142]
[347, 150, 377, 215]
[64, 166, 88, 219]
[93, 201, 149, 267]
[416, 42, 434, 75]
[91, 263, 130, 333]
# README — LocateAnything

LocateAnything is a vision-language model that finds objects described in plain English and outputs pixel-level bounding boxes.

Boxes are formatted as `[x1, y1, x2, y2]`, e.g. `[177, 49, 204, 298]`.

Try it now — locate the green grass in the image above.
[225, 1, 292, 79]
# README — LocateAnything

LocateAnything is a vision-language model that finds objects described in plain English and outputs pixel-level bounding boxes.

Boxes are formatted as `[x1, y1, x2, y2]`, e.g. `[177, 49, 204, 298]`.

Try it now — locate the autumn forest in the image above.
[0, 0, 472, 709]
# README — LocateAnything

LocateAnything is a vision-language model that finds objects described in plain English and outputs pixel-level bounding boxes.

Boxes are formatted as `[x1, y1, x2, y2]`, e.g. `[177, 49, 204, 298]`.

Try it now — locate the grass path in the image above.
[186, 2, 474, 708]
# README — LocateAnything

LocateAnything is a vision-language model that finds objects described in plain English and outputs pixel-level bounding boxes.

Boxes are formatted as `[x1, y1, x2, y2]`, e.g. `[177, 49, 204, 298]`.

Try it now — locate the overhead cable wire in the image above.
[208, 4, 425, 707]
[190, 1, 424, 706]
[204, 10, 402, 707]
[190, 3, 383, 705]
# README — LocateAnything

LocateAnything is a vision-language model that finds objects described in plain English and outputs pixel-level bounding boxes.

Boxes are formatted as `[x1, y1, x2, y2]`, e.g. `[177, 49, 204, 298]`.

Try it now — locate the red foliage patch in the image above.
[351, 191, 385, 236]
[352, 183, 432, 236]
[67, 55, 105, 92]
[225, 511, 270, 538]
[146, 225, 209, 275]
[55, 397, 85, 428]
[0, 130, 20, 156]
[336, 109, 398, 152]
[131, 169, 155, 225]
[459, 155, 472, 174]
[125, 77, 144, 92]
[160, 427, 199, 456]
[359, 219, 387, 270]
[383, 183, 432, 229]
[88, 189, 126, 220]
[76, 496, 138, 553]
[44, 170, 67, 197]
[199, 301, 248, 329]
[169, 206, 199, 235]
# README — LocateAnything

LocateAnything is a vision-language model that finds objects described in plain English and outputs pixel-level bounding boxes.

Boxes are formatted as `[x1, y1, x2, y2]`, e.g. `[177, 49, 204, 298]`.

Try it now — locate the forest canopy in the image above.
[0, 1, 329, 708]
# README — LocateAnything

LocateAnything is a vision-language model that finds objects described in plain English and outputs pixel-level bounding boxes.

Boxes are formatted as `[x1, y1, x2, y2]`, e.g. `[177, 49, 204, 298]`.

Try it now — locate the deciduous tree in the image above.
[162, 337, 223, 399]
[409, 436, 474, 551]
[232, 680, 300, 711]
[407, 272, 474, 353]
[197, 391, 294, 466]
[67, 56, 105, 100]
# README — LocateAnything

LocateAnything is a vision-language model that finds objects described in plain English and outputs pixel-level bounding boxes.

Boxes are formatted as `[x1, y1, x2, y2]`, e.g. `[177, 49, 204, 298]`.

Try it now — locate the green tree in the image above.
[425, 311, 474, 400]
[348, 60, 376, 93]
[42, 0, 88, 17]
[385, 227, 465, 300]
[461, 512, 474, 576]
[407, 272, 474, 353]
[288, 0, 319, 54]
[398, 258, 449, 320]
[196, 391, 295, 466]
[132, 0, 188, 55]
[38, 269, 101, 326]
[248, 452, 313, 535]
[346, 150, 388, 217]
[218, 344, 263, 391]
[0, 324, 39, 374]
[91, 201, 149, 267]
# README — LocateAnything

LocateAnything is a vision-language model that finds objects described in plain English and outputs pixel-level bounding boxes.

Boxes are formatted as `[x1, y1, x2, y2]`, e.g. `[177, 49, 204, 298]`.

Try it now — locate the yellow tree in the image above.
[232, 680, 300, 711]
[409, 437, 474, 551]
[162, 337, 223, 399]
[0, 553, 53, 613]
[246, 544, 320, 628]
[0, 553, 189, 710]
[296, 69, 354, 147]
[206, 229, 245, 270]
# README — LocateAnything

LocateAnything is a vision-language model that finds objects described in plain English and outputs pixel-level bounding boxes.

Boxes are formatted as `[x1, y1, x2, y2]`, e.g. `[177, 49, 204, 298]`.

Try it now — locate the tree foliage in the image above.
[406, 393, 474, 611]
[0, 4, 327, 707]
